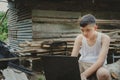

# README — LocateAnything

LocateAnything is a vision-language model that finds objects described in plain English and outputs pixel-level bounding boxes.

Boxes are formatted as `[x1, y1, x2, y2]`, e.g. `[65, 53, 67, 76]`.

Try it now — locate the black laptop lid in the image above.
[41, 55, 81, 80]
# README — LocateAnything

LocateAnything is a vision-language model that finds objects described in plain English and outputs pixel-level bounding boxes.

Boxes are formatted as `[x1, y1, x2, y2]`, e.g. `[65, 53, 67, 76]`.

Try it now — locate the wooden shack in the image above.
[5, 0, 120, 79]
[7, 0, 120, 57]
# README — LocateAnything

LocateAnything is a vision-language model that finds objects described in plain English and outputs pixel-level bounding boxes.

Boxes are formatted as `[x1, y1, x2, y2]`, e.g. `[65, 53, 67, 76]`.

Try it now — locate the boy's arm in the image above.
[71, 35, 82, 57]
[82, 34, 110, 78]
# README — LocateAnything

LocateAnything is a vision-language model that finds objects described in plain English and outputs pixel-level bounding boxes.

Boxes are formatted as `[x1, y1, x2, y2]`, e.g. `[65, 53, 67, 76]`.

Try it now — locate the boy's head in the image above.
[80, 14, 96, 27]
[79, 14, 98, 39]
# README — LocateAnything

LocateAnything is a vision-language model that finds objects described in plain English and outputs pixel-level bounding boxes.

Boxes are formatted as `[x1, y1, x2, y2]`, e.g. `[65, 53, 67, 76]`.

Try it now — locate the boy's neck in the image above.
[87, 31, 98, 41]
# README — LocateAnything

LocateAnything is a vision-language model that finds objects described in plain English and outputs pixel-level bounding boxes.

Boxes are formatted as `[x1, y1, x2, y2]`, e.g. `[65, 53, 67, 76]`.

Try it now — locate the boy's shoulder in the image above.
[76, 34, 83, 40]
[100, 32, 110, 42]
[74, 34, 83, 43]
[101, 32, 110, 38]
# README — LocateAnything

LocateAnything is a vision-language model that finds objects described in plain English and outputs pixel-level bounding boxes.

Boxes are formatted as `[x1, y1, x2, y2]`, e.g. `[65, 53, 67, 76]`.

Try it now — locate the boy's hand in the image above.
[81, 73, 87, 80]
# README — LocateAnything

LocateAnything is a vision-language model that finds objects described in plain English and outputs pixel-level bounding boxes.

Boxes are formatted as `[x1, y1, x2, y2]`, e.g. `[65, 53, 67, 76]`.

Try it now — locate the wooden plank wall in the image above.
[8, 2, 32, 50]
[32, 10, 81, 41]
[32, 10, 120, 41]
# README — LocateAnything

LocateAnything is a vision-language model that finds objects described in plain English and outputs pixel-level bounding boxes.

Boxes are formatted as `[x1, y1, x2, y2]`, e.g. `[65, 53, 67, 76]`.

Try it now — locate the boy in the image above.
[71, 14, 111, 80]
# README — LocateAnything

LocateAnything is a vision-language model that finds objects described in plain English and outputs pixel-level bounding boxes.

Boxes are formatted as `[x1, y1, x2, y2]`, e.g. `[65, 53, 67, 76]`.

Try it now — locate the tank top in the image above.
[79, 32, 107, 64]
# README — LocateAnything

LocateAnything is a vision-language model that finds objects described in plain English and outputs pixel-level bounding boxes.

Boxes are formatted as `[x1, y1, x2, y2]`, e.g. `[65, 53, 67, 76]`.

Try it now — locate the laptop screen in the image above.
[41, 55, 81, 80]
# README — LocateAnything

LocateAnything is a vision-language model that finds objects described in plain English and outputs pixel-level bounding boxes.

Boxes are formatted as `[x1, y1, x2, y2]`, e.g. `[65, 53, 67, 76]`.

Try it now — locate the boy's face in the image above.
[80, 24, 97, 39]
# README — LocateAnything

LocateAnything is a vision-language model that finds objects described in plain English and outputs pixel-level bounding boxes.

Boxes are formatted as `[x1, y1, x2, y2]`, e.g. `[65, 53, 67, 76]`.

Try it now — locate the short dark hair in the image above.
[79, 14, 96, 27]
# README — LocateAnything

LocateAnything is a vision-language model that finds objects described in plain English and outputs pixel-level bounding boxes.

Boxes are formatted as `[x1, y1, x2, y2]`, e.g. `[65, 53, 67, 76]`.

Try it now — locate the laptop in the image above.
[41, 55, 81, 80]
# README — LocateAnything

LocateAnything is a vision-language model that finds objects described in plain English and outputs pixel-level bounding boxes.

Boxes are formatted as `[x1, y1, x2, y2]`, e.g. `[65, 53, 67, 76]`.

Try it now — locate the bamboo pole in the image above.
[0, 9, 9, 26]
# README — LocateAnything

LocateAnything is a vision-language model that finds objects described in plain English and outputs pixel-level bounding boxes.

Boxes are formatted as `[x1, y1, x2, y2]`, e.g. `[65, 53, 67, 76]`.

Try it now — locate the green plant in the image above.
[0, 11, 8, 41]
[38, 75, 46, 80]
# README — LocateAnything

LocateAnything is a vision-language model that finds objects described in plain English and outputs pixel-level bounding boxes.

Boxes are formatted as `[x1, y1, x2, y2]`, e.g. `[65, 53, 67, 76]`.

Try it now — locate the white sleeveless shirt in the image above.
[79, 32, 107, 64]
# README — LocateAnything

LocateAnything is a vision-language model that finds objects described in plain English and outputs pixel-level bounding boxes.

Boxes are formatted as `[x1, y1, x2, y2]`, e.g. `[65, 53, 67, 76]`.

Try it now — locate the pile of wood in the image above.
[17, 40, 72, 55]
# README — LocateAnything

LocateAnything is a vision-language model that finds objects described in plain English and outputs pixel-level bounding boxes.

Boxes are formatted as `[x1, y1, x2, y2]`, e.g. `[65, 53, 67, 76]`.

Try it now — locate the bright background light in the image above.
[0, 0, 8, 12]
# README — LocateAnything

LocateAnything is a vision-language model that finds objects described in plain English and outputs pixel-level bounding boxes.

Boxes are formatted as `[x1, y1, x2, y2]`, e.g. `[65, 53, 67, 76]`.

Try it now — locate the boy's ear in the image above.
[94, 25, 98, 30]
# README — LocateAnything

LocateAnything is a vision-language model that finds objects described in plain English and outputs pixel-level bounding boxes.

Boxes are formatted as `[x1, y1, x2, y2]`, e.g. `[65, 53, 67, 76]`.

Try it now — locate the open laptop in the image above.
[41, 55, 81, 80]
